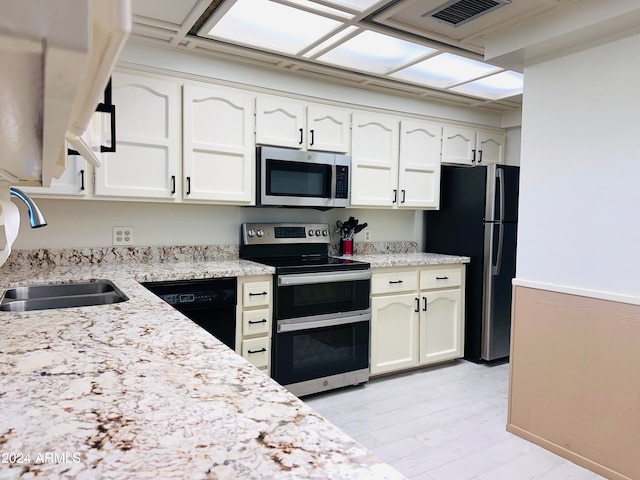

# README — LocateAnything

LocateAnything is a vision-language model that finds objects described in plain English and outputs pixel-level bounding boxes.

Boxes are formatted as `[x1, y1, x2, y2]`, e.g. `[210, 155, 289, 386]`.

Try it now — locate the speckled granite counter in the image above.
[348, 252, 470, 268]
[0, 258, 405, 480]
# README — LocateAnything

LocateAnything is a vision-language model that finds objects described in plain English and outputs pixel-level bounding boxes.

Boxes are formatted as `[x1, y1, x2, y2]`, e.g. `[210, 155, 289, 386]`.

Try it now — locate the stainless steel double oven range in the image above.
[240, 222, 371, 397]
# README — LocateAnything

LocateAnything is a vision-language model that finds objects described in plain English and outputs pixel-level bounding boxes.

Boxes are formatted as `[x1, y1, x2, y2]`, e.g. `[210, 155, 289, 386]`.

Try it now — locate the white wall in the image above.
[505, 127, 521, 166]
[516, 33, 640, 298]
[119, 41, 503, 128]
[13, 199, 421, 249]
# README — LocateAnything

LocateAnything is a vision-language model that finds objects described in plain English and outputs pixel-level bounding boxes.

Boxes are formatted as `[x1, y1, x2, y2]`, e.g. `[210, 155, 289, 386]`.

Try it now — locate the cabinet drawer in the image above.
[242, 309, 270, 337]
[243, 281, 271, 308]
[242, 337, 270, 368]
[371, 270, 418, 295]
[420, 267, 462, 290]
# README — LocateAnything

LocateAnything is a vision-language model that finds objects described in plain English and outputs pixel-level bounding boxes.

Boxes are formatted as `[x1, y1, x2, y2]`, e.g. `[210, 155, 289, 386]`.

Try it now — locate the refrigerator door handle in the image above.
[496, 168, 505, 222]
[493, 222, 504, 276]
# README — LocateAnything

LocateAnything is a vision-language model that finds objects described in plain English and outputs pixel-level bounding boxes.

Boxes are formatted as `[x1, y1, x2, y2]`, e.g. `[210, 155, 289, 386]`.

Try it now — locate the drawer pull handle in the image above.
[423, 297, 428, 312]
[248, 348, 267, 354]
[436, 276, 449, 280]
[249, 292, 268, 296]
[415, 297, 419, 312]
[248, 319, 267, 325]
[389, 280, 404, 284]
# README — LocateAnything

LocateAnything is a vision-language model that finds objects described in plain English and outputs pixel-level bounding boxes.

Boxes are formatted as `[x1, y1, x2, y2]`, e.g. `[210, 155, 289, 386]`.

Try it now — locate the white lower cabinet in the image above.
[370, 265, 465, 377]
[370, 293, 419, 375]
[237, 275, 272, 374]
[419, 288, 463, 365]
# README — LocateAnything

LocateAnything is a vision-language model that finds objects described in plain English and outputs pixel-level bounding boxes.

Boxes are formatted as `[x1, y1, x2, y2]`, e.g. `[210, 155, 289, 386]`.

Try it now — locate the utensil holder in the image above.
[340, 238, 353, 256]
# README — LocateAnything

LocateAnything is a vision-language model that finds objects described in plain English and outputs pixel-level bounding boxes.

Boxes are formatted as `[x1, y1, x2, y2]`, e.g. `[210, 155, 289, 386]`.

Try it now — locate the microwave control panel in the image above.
[335, 165, 349, 199]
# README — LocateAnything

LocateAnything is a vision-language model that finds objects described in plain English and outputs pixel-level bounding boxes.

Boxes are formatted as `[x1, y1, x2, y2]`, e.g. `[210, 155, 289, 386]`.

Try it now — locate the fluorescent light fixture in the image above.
[317, 30, 435, 74]
[287, 0, 354, 18]
[322, 0, 383, 11]
[390, 52, 501, 88]
[304, 26, 359, 58]
[449, 70, 524, 99]
[206, 0, 342, 55]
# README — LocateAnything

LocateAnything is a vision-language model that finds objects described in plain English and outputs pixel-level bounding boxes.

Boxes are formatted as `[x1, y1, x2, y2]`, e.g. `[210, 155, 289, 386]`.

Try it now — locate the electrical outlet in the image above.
[363, 230, 372, 242]
[113, 226, 134, 246]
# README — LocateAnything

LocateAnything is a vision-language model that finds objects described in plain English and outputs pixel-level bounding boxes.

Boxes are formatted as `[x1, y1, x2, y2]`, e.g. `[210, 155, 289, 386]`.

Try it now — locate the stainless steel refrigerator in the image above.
[425, 164, 519, 362]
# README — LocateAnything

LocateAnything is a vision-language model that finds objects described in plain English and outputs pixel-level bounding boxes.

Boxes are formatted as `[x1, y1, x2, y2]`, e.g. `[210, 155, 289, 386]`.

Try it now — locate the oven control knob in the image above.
[316, 230, 321, 236]
[308, 230, 314, 236]
[322, 230, 328, 236]
[256, 229, 264, 237]
[247, 229, 255, 238]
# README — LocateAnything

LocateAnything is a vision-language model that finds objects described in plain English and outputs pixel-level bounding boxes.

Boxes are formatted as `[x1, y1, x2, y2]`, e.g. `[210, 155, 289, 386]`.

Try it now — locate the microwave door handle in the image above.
[278, 270, 372, 286]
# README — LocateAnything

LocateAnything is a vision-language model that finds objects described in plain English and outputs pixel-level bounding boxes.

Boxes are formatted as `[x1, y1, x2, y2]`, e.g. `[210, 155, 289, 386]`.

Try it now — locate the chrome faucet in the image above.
[10, 187, 47, 228]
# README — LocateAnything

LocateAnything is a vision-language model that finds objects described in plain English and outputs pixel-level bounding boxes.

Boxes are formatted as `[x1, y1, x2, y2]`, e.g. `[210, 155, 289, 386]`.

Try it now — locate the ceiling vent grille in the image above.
[423, 0, 511, 27]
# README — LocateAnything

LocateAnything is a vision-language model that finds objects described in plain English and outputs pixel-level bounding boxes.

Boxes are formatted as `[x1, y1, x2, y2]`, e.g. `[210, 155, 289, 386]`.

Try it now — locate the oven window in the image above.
[266, 159, 331, 198]
[276, 279, 370, 320]
[273, 321, 369, 386]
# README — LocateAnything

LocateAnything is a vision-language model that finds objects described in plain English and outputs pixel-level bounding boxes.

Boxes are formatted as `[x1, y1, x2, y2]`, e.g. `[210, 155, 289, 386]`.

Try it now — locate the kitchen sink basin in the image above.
[0, 280, 128, 312]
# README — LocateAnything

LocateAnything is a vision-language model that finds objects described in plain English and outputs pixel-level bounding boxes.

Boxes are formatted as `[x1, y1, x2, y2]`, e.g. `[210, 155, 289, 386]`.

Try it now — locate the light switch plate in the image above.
[113, 226, 134, 246]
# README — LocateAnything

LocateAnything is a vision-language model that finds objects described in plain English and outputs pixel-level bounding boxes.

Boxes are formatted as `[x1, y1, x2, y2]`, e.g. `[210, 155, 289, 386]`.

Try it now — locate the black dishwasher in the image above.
[142, 278, 237, 350]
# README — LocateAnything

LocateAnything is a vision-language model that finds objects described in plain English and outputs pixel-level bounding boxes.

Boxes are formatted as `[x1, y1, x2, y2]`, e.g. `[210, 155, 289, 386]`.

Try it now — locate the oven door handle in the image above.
[278, 270, 371, 286]
[278, 313, 371, 333]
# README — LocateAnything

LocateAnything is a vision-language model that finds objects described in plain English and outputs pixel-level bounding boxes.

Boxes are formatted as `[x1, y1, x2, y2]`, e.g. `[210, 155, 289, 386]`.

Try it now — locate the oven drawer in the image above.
[243, 280, 271, 308]
[420, 267, 462, 290]
[242, 337, 270, 369]
[371, 270, 418, 295]
[242, 308, 270, 337]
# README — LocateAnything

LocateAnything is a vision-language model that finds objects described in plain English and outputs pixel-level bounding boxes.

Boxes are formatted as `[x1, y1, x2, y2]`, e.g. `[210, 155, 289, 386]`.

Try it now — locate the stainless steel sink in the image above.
[0, 280, 128, 312]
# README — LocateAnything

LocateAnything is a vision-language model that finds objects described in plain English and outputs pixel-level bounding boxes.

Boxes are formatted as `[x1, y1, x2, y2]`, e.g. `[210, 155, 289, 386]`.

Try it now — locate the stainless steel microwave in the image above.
[256, 146, 350, 208]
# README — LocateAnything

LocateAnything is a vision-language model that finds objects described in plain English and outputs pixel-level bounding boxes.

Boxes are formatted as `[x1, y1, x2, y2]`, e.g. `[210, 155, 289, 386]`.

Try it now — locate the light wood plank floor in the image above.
[304, 360, 605, 480]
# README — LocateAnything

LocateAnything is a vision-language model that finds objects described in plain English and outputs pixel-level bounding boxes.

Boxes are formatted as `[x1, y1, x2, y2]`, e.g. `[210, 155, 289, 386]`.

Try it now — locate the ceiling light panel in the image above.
[286, 0, 354, 19]
[317, 30, 436, 74]
[206, 0, 343, 55]
[321, 0, 384, 12]
[390, 52, 501, 88]
[449, 70, 523, 99]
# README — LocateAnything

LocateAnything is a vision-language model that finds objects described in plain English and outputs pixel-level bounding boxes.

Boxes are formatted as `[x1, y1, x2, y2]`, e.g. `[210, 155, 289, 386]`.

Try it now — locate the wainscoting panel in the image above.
[508, 286, 640, 480]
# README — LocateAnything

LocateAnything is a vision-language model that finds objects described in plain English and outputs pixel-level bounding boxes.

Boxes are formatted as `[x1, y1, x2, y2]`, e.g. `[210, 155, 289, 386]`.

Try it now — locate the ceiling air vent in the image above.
[422, 0, 511, 27]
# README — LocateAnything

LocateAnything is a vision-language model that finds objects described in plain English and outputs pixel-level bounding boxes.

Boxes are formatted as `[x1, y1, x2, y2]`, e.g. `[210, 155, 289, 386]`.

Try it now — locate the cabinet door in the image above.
[21, 152, 88, 197]
[419, 289, 463, 365]
[370, 293, 419, 375]
[95, 73, 179, 199]
[442, 125, 476, 165]
[476, 130, 505, 165]
[183, 84, 254, 204]
[306, 104, 350, 153]
[398, 120, 442, 209]
[351, 113, 399, 207]
[255, 97, 305, 149]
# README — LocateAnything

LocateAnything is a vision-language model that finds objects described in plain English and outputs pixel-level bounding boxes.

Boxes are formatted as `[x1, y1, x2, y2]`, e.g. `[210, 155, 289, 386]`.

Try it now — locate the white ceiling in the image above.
[130, 0, 582, 112]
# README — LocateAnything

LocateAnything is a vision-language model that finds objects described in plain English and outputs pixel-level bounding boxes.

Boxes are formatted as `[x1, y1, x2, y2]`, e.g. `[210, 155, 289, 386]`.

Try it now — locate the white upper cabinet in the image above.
[398, 120, 442, 209]
[183, 84, 255, 204]
[21, 152, 88, 197]
[350, 112, 399, 207]
[95, 72, 180, 199]
[442, 125, 505, 166]
[255, 97, 350, 152]
[306, 104, 350, 153]
[352, 114, 441, 209]
[476, 129, 506, 165]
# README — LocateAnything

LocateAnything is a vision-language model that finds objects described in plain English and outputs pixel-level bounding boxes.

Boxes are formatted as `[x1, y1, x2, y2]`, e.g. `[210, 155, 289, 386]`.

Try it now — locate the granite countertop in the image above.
[0, 258, 405, 480]
[349, 252, 470, 268]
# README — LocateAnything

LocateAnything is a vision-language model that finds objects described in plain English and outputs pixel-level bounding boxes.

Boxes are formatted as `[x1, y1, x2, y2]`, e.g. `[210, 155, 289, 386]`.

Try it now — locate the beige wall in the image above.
[509, 286, 640, 480]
